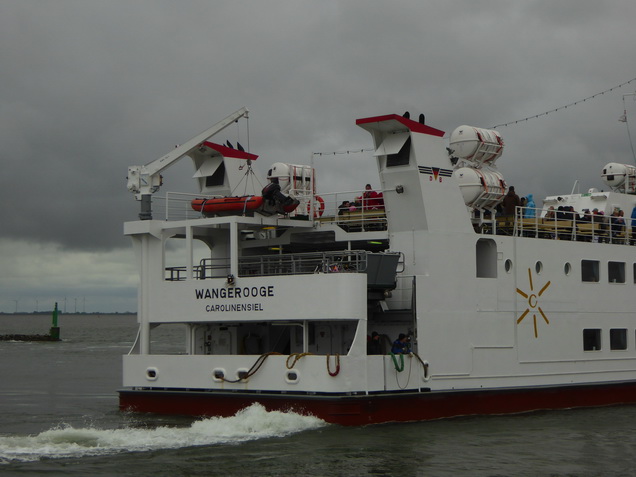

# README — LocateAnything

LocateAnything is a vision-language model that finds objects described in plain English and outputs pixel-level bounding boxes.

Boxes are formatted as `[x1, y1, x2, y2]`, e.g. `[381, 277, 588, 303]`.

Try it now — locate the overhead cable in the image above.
[491, 76, 636, 128]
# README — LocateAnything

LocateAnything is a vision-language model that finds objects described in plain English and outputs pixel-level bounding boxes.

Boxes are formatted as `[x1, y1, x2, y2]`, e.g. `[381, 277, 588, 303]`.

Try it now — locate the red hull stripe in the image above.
[119, 381, 636, 426]
[356, 114, 445, 137]
[202, 141, 259, 161]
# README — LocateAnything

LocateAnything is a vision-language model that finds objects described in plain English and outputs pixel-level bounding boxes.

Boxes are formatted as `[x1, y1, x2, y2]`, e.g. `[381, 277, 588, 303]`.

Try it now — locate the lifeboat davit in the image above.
[191, 196, 264, 216]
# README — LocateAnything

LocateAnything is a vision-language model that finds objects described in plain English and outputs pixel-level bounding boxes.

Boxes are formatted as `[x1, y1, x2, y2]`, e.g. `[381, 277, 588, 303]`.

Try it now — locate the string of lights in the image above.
[312, 148, 373, 157]
[491, 76, 636, 128]
[311, 77, 636, 156]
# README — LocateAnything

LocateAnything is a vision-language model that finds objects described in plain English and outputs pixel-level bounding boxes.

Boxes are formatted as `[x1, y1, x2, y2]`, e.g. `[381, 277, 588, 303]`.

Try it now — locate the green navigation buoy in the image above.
[50, 302, 60, 340]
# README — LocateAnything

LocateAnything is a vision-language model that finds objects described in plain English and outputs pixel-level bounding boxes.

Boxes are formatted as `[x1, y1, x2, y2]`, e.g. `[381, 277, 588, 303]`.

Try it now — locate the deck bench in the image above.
[337, 209, 387, 232]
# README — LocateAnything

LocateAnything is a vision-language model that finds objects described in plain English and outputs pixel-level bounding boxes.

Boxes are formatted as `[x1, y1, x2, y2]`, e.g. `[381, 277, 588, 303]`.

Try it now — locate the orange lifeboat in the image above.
[191, 196, 264, 215]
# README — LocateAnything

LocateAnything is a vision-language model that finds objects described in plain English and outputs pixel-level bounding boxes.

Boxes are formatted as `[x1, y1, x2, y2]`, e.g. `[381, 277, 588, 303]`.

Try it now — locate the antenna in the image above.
[619, 93, 636, 166]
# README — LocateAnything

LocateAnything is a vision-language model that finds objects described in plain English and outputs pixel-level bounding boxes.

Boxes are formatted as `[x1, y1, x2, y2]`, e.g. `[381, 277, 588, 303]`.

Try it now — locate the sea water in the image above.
[2, 314, 636, 476]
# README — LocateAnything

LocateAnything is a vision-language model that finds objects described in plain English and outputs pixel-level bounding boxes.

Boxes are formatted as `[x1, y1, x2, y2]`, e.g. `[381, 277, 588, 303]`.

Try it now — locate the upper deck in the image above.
[132, 189, 635, 249]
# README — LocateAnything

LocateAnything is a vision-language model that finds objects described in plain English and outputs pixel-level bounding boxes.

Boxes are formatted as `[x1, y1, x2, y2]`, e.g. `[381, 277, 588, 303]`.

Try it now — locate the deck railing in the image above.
[152, 189, 389, 231]
[165, 250, 370, 281]
[477, 206, 634, 245]
[237, 250, 369, 277]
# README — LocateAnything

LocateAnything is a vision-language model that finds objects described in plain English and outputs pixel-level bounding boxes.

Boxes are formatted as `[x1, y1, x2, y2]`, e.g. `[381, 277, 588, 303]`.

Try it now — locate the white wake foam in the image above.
[0, 404, 326, 463]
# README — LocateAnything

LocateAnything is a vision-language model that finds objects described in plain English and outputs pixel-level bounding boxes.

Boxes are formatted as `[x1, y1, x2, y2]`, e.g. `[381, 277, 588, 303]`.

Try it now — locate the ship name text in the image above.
[195, 286, 275, 300]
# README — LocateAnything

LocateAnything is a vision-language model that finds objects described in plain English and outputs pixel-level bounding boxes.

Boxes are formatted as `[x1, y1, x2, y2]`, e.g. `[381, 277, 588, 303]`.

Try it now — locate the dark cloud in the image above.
[1, 0, 636, 310]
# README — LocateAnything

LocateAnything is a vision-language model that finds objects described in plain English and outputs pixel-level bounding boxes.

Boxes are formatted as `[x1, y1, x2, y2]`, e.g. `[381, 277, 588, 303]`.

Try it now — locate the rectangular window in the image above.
[581, 260, 600, 282]
[608, 262, 625, 283]
[583, 329, 602, 351]
[633, 263, 636, 284]
[476, 239, 497, 278]
[205, 162, 226, 187]
[386, 137, 411, 167]
[610, 329, 627, 350]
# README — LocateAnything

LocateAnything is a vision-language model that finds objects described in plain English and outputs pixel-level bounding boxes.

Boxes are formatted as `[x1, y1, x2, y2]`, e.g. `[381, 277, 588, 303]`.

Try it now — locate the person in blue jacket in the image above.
[524, 194, 536, 218]
[391, 333, 411, 354]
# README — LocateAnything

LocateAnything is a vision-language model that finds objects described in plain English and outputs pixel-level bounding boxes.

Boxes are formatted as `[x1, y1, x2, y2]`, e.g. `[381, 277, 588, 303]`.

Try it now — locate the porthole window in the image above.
[535, 261, 543, 274]
[564, 262, 572, 276]
[285, 370, 300, 384]
[505, 259, 513, 273]
[212, 368, 226, 382]
[146, 367, 158, 381]
[236, 368, 249, 381]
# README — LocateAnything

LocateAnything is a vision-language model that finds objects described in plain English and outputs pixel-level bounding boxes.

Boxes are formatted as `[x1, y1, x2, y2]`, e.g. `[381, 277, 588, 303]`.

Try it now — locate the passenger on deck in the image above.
[338, 201, 351, 215]
[523, 194, 536, 218]
[362, 184, 384, 210]
[370, 192, 384, 209]
[556, 206, 566, 220]
[391, 334, 411, 354]
[568, 206, 580, 221]
[544, 206, 555, 220]
[595, 211, 608, 242]
[502, 186, 521, 216]
[610, 209, 626, 241]
[575, 210, 591, 242]
[367, 331, 383, 355]
[591, 208, 600, 220]
[354, 190, 366, 208]
[579, 209, 592, 223]
[350, 199, 362, 211]
[554, 206, 572, 240]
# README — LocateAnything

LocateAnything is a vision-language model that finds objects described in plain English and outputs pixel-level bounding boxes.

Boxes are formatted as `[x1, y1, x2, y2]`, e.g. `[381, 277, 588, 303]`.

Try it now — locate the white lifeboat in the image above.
[454, 167, 506, 209]
[601, 162, 636, 193]
[449, 125, 504, 167]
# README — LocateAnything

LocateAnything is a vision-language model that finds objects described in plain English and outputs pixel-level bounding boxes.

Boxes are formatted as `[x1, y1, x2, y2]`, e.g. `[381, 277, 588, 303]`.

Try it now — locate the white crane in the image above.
[127, 107, 249, 219]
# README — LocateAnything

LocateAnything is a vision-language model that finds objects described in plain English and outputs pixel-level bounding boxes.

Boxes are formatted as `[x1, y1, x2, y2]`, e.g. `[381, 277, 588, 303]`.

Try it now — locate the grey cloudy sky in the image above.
[1, 1, 635, 312]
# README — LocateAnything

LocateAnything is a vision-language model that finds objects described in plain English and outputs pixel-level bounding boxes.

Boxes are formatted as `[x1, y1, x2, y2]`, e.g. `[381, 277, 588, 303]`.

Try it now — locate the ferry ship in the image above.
[120, 107, 636, 425]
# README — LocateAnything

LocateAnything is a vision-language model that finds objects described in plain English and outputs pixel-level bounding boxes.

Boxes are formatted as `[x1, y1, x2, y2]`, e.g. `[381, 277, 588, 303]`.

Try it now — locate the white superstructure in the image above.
[120, 110, 636, 425]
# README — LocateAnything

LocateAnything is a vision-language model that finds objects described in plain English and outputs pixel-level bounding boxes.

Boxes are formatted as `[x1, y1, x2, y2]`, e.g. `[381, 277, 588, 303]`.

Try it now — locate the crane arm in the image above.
[127, 107, 249, 199]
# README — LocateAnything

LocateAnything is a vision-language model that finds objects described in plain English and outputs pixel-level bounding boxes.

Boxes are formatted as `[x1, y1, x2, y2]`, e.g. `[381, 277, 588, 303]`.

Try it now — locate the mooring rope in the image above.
[219, 351, 282, 383]
[286, 352, 313, 369]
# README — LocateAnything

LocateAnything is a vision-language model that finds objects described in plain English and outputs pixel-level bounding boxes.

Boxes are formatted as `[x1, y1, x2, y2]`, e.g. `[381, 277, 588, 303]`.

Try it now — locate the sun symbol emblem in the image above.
[516, 268, 552, 338]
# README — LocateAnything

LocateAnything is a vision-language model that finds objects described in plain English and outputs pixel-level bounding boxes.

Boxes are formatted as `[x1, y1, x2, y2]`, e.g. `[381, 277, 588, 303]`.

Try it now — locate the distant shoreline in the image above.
[0, 312, 136, 316]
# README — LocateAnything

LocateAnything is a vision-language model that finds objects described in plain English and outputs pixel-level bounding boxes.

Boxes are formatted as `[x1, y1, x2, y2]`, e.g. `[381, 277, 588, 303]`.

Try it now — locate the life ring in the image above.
[307, 196, 325, 217]
[326, 354, 340, 376]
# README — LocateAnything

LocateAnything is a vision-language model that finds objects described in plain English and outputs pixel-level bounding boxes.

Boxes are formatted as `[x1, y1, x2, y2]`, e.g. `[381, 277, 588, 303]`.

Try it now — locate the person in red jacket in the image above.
[362, 184, 384, 209]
